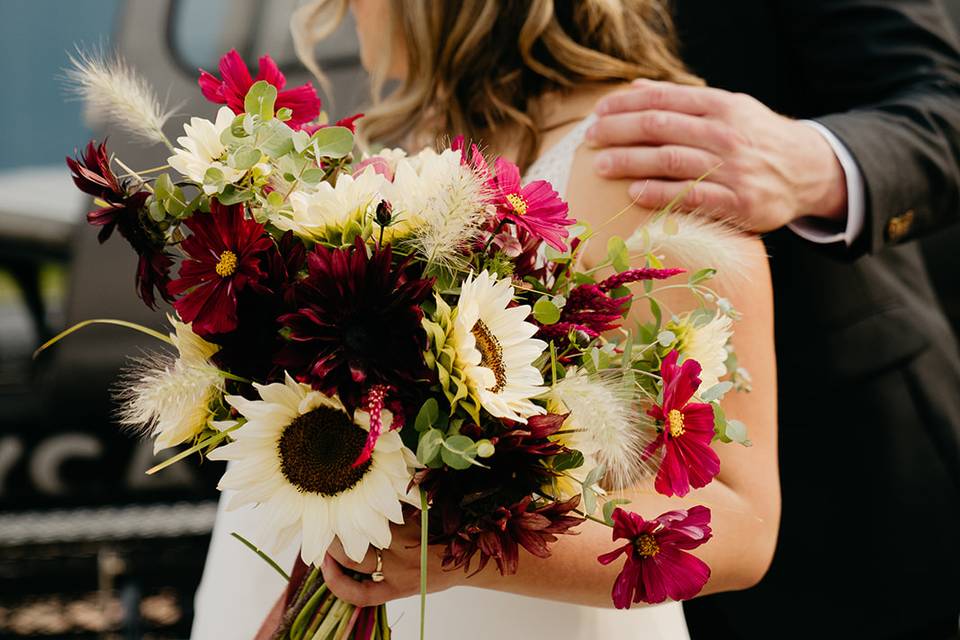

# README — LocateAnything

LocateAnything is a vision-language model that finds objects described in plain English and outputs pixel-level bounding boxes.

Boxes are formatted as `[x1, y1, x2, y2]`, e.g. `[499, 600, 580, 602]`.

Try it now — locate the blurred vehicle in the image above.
[0, 1, 366, 637]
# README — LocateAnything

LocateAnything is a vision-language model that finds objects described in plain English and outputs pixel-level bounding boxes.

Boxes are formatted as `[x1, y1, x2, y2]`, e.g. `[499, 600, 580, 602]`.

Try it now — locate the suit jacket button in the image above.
[886, 210, 915, 243]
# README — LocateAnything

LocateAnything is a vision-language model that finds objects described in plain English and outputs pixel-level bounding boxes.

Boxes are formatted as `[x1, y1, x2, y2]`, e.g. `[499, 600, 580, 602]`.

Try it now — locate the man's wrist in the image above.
[794, 120, 848, 224]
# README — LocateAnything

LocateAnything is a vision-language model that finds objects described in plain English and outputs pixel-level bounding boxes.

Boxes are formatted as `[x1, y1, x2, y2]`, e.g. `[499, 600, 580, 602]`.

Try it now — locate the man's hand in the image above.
[589, 79, 848, 232]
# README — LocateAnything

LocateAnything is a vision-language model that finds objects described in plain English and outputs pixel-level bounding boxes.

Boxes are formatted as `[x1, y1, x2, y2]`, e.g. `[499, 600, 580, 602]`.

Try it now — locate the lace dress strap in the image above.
[523, 113, 598, 198]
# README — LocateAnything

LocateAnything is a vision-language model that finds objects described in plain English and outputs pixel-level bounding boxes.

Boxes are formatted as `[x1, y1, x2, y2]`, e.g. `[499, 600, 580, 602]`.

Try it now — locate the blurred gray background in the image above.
[0, 1, 366, 637]
[0, 1, 958, 639]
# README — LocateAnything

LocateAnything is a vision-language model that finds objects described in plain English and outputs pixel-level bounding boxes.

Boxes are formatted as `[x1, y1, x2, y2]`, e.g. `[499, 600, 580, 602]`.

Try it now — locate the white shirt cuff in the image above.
[787, 120, 866, 246]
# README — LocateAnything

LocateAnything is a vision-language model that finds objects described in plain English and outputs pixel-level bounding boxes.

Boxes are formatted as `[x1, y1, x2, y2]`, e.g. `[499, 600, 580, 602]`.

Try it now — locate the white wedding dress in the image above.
[191, 115, 690, 640]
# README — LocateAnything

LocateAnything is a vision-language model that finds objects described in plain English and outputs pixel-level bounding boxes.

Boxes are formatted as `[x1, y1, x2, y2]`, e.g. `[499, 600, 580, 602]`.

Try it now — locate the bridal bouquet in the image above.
[56, 49, 751, 639]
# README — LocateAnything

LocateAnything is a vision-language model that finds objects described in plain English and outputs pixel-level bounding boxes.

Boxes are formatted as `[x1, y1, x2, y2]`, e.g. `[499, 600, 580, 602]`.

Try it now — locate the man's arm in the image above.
[780, 0, 960, 254]
[588, 0, 960, 257]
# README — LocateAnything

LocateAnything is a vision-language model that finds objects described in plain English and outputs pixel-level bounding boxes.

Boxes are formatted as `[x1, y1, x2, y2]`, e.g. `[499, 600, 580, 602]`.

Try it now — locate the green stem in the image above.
[419, 488, 429, 640]
[33, 318, 173, 359]
[145, 423, 240, 475]
[230, 532, 292, 582]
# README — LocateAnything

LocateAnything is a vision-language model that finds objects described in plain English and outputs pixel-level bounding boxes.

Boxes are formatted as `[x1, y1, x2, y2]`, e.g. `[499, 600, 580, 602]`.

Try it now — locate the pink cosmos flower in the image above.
[598, 506, 712, 607]
[198, 50, 321, 129]
[645, 350, 721, 497]
[489, 158, 573, 252]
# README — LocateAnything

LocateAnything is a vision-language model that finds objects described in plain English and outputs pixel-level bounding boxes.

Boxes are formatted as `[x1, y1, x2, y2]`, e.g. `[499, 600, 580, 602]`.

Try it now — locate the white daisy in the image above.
[273, 165, 386, 241]
[208, 374, 416, 565]
[673, 314, 733, 392]
[168, 106, 245, 194]
[451, 271, 547, 422]
[549, 369, 657, 492]
[116, 316, 223, 452]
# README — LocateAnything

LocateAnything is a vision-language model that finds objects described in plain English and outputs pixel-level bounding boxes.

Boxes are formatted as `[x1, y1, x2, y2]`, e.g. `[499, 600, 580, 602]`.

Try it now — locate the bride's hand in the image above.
[320, 518, 462, 607]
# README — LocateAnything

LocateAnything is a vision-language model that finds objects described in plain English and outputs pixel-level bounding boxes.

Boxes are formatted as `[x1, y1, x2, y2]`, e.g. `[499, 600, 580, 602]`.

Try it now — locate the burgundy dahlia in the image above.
[418, 413, 582, 575]
[208, 231, 307, 382]
[645, 350, 721, 497]
[167, 200, 274, 336]
[67, 140, 172, 308]
[598, 506, 712, 607]
[199, 50, 321, 129]
[277, 239, 434, 411]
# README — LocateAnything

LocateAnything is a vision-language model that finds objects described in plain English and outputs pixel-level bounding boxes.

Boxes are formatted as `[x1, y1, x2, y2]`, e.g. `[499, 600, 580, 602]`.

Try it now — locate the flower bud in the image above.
[573, 329, 593, 348]
[375, 200, 393, 226]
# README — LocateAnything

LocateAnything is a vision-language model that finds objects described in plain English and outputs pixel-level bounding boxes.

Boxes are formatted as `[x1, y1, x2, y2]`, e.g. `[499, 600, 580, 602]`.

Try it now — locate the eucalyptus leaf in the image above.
[276, 107, 293, 122]
[415, 398, 439, 433]
[700, 381, 734, 402]
[310, 126, 355, 159]
[301, 167, 326, 184]
[416, 428, 444, 466]
[244, 80, 278, 120]
[657, 330, 677, 347]
[441, 435, 477, 470]
[726, 419, 750, 445]
[232, 146, 261, 171]
[533, 296, 561, 325]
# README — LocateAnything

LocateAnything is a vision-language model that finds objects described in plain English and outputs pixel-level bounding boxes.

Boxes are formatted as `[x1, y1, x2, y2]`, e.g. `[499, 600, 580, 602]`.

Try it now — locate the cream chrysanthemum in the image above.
[448, 271, 547, 422]
[208, 374, 416, 564]
[274, 165, 386, 242]
[549, 369, 656, 493]
[116, 316, 223, 452]
[168, 106, 244, 194]
[670, 314, 733, 392]
[386, 148, 490, 269]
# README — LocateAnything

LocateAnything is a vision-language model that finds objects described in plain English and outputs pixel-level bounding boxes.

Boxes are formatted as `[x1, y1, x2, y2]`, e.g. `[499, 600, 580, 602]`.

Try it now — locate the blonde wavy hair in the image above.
[292, 0, 700, 169]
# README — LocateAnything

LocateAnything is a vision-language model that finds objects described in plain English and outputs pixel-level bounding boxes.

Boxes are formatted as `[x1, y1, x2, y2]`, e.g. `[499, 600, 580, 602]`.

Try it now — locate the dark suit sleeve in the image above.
[773, 0, 960, 257]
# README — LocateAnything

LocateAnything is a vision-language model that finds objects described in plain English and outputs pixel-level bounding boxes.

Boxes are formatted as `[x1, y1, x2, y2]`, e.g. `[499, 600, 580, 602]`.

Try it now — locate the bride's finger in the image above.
[321, 553, 390, 608]
[326, 538, 378, 574]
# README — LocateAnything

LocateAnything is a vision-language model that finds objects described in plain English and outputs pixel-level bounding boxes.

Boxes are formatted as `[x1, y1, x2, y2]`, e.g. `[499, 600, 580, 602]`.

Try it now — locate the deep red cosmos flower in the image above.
[598, 506, 712, 608]
[67, 140, 173, 308]
[276, 239, 434, 412]
[645, 350, 721, 497]
[489, 157, 574, 252]
[198, 49, 321, 129]
[167, 200, 274, 336]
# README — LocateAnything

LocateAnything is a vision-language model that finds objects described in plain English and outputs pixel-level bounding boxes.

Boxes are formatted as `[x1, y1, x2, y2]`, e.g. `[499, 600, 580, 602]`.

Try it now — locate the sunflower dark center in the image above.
[635, 533, 660, 558]
[472, 319, 507, 393]
[342, 316, 381, 357]
[277, 406, 372, 496]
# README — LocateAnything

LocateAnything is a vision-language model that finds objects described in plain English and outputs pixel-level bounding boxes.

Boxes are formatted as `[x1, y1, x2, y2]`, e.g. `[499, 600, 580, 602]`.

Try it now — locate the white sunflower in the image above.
[168, 106, 244, 194]
[208, 374, 417, 565]
[274, 165, 386, 241]
[116, 315, 223, 453]
[450, 271, 547, 422]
